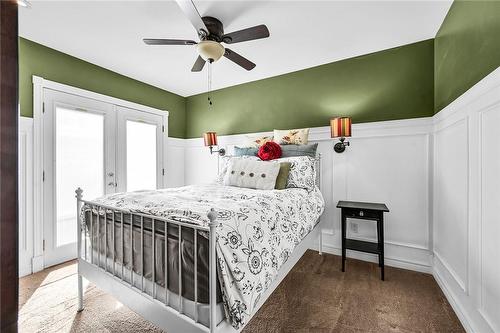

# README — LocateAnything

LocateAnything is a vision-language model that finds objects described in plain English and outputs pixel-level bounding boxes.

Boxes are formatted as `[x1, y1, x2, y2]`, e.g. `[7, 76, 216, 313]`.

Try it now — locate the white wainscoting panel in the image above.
[184, 139, 219, 185]
[184, 118, 434, 273]
[480, 105, 500, 333]
[432, 67, 500, 333]
[19, 117, 34, 277]
[166, 138, 186, 188]
[433, 118, 469, 292]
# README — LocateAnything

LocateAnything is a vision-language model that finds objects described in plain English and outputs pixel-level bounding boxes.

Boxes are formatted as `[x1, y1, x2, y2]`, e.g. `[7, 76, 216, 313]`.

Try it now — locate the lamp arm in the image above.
[209, 145, 226, 156]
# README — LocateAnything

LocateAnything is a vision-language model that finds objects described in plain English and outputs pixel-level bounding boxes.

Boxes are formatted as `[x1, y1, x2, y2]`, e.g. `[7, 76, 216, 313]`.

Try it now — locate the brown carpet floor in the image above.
[19, 250, 464, 333]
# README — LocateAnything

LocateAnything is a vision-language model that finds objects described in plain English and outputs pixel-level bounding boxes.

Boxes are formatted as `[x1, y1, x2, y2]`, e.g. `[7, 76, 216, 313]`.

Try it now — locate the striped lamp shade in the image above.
[330, 117, 352, 138]
[203, 132, 218, 146]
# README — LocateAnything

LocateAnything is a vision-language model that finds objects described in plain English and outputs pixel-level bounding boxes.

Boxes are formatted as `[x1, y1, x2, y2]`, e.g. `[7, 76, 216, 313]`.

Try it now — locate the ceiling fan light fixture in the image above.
[196, 41, 225, 62]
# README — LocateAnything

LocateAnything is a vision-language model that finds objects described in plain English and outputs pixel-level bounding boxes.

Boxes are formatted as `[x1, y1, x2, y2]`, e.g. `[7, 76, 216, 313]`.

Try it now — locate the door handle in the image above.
[108, 182, 117, 187]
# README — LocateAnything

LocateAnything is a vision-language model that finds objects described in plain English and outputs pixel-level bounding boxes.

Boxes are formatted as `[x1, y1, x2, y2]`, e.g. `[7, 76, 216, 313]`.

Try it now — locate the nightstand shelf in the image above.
[345, 239, 380, 254]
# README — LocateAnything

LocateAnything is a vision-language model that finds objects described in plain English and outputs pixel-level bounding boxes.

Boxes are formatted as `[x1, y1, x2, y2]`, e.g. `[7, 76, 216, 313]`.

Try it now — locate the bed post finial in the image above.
[207, 208, 218, 226]
[75, 187, 83, 200]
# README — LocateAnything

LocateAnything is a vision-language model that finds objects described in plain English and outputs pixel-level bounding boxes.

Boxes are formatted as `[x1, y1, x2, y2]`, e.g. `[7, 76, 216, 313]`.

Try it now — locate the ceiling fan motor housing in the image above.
[201, 16, 225, 42]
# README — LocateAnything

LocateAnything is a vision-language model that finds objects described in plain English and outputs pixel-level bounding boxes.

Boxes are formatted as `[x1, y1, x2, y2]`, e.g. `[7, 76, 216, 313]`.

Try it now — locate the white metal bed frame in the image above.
[75, 155, 323, 333]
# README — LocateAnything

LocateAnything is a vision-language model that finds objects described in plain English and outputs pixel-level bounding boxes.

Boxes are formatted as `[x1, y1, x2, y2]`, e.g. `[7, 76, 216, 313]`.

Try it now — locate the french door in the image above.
[42, 89, 165, 267]
[116, 106, 164, 192]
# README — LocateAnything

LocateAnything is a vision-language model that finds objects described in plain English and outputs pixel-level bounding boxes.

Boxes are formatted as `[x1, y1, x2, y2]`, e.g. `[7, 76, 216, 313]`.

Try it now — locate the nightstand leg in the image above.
[341, 210, 346, 272]
[318, 228, 323, 255]
[377, 219, 382, 267]
[380, 216, 385, 281]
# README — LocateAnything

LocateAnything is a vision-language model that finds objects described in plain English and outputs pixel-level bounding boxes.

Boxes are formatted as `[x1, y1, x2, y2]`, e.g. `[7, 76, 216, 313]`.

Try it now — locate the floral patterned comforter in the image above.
[83, 184, 324, 328]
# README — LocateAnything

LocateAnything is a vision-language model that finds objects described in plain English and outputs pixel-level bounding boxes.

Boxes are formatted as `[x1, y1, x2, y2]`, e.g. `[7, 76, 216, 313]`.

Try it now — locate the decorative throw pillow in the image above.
[273, 128, 309, 145]
[258, 142, 282, 161]
[245, 135, 273, 147]
[275, 162, 291, 190]
[223, 159, 280, 190]
[273, 156, 316, 191]
[215, 155, 260, 184]
[234, 146, 259, 157]
[280, 143, 318, 158]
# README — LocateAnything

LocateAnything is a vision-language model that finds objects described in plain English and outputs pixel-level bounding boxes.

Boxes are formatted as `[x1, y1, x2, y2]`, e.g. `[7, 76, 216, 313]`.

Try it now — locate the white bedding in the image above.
[85, 184, 325, 328]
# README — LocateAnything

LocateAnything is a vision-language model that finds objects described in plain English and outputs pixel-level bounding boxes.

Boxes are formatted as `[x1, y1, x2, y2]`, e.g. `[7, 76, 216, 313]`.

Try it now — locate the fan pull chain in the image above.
[207, 59, 213, 110]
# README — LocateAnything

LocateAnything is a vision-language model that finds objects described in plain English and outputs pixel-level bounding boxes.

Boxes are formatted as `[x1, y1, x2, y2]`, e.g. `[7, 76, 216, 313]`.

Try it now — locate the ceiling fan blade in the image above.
[191, 55, 206, 72]
[143, 38, 197, 45]
[222, 25, 270, 44]
[175, 0, 209, 38]
[224, 48, 256, 71]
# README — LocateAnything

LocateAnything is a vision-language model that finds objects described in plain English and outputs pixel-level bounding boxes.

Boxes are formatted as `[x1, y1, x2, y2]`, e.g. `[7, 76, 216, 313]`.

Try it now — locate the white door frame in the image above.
[33, 75, 169, 272]
[19, 117, 34, 277]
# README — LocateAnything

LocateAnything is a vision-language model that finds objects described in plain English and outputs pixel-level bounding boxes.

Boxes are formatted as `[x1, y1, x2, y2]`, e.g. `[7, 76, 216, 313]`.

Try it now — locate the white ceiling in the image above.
[19, 0, 452, 97]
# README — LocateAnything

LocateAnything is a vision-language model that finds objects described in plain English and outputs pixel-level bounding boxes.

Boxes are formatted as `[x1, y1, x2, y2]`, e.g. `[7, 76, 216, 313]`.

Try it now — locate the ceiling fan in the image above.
[143, 0, 270, 72]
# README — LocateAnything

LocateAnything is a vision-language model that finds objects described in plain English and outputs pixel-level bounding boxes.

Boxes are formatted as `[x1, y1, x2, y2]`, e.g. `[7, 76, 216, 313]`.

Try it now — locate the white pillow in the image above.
[273, 128, 309, 145]
[223, 159, 280, 190]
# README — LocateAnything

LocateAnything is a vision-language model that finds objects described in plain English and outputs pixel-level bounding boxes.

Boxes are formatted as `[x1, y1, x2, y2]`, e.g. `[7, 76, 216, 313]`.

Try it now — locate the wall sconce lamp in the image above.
[330, 117, 352, 153]
[203, 132, 226, 156]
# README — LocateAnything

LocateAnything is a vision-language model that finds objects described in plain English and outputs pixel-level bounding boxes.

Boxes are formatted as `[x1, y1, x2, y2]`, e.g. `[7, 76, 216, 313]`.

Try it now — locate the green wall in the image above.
[434, 0, 500, 112]
[19, 1, 500, 139]
[19, 38, 186, 138]
[185, 39, 434, 138]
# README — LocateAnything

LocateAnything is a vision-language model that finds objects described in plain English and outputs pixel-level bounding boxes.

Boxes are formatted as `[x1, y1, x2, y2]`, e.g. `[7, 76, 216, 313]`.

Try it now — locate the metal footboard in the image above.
[75, 154, 322, 332]
[75, 188, 219, 333]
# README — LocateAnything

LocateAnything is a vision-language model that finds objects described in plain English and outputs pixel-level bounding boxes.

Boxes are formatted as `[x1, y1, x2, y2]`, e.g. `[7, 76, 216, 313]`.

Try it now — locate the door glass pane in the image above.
[56, 108, 104, 247]
[126, 120, 157, 191]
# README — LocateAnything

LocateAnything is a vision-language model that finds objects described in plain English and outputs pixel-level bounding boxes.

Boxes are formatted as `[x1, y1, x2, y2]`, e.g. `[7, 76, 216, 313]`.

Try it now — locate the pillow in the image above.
[245, 135, 273, 147]
[273, 128, 309, 145]
[275, 162, 291, 190]
[234, 146, 258, 157]
[215, 155, 260, 184]
[223, 159, 280, 190]
[280, 143, 318, 158]
[258, 142, 282, 161]
[274, 156, 316, 191]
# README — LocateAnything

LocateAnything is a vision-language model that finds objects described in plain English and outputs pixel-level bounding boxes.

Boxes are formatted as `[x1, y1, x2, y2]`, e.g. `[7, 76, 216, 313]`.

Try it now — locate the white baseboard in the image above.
[320, 243, 432, 274]
[433, 264, 475, 333]
[32, 255, 44, 273]
[433, 257, 497, 333]
[19, 263, 32, 278]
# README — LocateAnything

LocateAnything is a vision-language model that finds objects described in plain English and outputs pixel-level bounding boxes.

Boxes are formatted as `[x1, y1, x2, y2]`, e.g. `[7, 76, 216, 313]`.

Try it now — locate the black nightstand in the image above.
[336, 200, 389, 280]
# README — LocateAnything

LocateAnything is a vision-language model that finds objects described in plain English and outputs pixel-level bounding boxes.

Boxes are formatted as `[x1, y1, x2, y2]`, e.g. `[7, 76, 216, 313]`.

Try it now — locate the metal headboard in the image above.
[315, 153, 322, 190]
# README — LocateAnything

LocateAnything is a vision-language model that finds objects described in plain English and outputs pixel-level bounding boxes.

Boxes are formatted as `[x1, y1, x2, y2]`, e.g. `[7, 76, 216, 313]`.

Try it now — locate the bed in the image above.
[76, 155, 324, 333]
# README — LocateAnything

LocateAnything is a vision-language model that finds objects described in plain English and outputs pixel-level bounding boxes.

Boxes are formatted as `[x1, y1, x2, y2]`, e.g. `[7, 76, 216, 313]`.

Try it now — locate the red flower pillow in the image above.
[258, 141, 282, 161]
